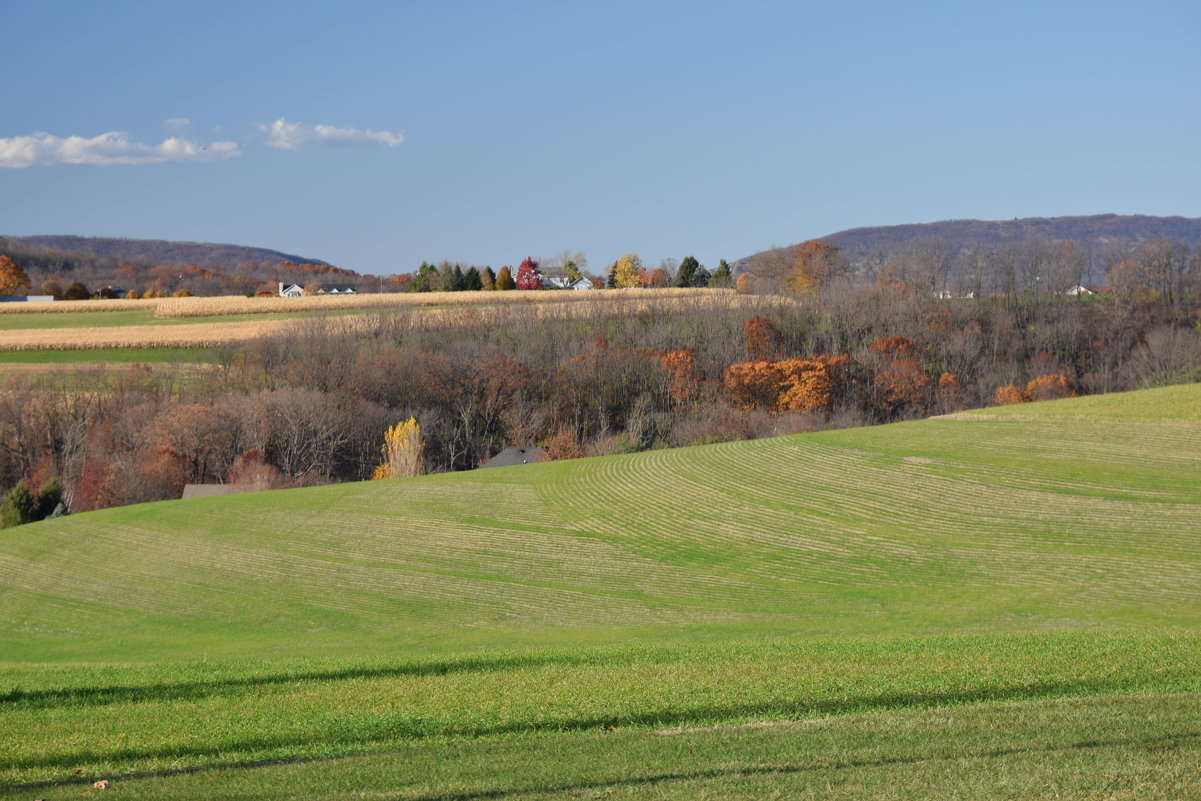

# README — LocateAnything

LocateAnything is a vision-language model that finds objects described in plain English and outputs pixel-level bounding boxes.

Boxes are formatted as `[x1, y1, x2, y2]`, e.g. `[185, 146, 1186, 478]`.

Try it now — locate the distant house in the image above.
[0, 295, 54, 303]
[317, 285, 357, 295]
[278, 282, 304, 298]
[545, 277, 594, 291]
[1064, 285, 1095, 296]
[480, 447, 545, 469]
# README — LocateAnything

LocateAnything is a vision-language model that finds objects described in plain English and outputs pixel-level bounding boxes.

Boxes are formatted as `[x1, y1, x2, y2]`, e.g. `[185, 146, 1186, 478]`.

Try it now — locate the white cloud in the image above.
[0, 131, 241, 168]
[258, 117, 405, 150]
[164, 117, 192, 131]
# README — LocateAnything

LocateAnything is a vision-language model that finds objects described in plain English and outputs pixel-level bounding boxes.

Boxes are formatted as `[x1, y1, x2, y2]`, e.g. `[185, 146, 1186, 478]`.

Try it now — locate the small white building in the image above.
[1064, 285, 1095, 296]
[278, 283, 303, 298]
[545, 276, 594, 291]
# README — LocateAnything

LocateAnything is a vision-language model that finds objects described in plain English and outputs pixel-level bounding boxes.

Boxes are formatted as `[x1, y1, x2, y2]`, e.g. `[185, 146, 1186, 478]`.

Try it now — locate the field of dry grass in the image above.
[0, 290, 792, 350]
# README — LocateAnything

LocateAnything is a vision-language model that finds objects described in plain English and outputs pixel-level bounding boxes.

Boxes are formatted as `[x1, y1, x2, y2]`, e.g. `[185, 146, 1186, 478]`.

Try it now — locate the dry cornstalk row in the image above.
[149, 288, 749, 319]
[0, 320, 293, 350]
[0, 291, 796, 350]
[0, 298, 165, 314]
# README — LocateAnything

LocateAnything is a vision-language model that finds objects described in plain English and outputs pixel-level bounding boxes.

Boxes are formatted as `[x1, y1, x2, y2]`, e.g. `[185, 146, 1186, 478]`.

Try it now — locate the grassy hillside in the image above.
[3, 383, 1198, 663]
[2, 384, 1199, 798]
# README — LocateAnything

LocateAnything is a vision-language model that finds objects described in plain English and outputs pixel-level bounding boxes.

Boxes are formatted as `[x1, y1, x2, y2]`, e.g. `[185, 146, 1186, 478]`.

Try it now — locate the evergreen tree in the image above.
[674, 256, 701, 288]
[0, 481, 34, 528]
[711, 259, 733, 288]
[691, 265, 711, 287]
[606, 264, 618, 288]
[409, 261, 434, 293]
[464, 266, 483, 291]
[481, 266, 496, 291]
[34, 478, 63, 520]
[446, 264, 466, 292]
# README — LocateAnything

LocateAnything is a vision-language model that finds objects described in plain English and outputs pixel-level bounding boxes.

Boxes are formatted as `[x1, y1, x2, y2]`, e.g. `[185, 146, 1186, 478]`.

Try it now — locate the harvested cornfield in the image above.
[0, 297, 164, 314]
[149, 287, 763, 318]
[0, 319, 293, 350]
[0, 291, 794, 350]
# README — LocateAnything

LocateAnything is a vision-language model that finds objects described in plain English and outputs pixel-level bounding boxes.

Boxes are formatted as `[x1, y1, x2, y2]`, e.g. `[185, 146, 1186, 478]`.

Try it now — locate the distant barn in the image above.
[480, 447, 545, 469]
[181, 484, 256, 500]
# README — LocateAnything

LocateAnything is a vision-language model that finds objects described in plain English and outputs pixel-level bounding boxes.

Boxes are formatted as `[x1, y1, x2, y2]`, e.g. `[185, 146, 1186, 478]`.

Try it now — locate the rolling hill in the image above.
[2, 384, 1198, 798]
[2, 234, 340, 272]
[740, 213, 1201, 268]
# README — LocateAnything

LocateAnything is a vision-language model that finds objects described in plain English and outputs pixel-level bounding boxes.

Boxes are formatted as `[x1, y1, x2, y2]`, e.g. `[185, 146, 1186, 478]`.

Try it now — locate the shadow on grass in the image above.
[8, 729, 1198, 797]
[401, 731, 1201, 801]
[0, 651, 605, 711]
[2, 677, 1186, 780]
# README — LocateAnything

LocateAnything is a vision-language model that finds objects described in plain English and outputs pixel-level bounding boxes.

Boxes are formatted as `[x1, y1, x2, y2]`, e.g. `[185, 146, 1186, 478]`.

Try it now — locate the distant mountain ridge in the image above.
[742, 214, 1201, 268]
[4, 235, 340, 272]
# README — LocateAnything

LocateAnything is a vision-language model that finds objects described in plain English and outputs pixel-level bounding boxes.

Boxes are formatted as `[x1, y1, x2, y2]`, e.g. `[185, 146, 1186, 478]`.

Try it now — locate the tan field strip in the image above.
[0, 291, 791, 350]
[0, 319, 294, 350]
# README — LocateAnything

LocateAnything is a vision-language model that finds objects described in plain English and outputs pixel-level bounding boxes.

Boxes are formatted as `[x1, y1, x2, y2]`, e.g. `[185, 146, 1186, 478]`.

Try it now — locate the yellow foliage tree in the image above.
[372, 417, 424, 479]
[612, 253, 643, 288]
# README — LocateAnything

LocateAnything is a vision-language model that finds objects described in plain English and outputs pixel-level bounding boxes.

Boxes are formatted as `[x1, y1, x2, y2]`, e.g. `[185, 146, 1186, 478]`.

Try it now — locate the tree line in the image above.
[0, 274, 1197, 521]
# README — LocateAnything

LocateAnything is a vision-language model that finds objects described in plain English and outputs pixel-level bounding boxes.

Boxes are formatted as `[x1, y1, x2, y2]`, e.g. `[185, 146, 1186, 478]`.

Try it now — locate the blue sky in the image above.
[2, 0, 1199, 276]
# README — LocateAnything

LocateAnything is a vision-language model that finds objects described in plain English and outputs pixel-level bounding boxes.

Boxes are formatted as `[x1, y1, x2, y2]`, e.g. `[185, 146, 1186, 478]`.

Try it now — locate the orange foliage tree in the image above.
[723, 359, 832, 414]
[868, 336, 931, 416]
[993, 385, 1027, 406]
[660, 347, 703, 406]
[744, 315, 784, 361]
[935, 372, 965, 412]
[786, 240, 845, 296]
[1025, 373, 1077, 401]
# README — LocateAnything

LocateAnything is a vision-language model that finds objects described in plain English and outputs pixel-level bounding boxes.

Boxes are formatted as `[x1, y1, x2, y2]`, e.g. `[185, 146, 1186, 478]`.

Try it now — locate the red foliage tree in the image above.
[515, 257, 542, 290]
[744, 316, 784, 361]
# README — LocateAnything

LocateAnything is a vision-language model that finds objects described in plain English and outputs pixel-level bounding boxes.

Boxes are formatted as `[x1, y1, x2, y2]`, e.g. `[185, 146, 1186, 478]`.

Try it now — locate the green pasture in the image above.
[2, 384, 1199, 797]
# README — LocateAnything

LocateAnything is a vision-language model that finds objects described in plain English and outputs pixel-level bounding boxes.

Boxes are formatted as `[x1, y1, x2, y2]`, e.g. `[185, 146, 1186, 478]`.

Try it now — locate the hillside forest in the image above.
[0, 228, 1199, 518]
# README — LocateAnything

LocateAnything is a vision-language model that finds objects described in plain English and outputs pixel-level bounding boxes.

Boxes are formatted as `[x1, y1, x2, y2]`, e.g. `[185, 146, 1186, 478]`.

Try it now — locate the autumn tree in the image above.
[744, 315, 784, 361]
[0, 256, 31, 297]
[227, 448, 289, 490]
[993, 385, 1027, 406]
[935, 372, 966, 413]
[723, 359, 832, 414]
[515, 257, 542, 290]
[481, 266, 496, 291]
[1025, 373, 1076, 401]
[786, 240, 846, 296]
[541, 428, 584, 461]
[660, 347, 703, 406]
[611, 253, 643, 288]
[868, 336, 932, 417]
[373, 417, 424, 479]
[775, 359, 834, 413]
[40, 279, 64, 299]
[494, 266, 516, 291]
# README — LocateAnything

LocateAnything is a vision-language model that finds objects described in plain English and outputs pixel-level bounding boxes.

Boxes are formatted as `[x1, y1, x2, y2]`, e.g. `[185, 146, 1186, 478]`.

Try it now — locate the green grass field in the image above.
[2, 384, 1199, 798]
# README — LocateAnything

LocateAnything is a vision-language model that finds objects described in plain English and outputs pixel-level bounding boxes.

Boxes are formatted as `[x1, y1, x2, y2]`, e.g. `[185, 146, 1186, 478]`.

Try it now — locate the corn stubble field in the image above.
[0, 289, 785, 351]
[1, 384, 1200, 799]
